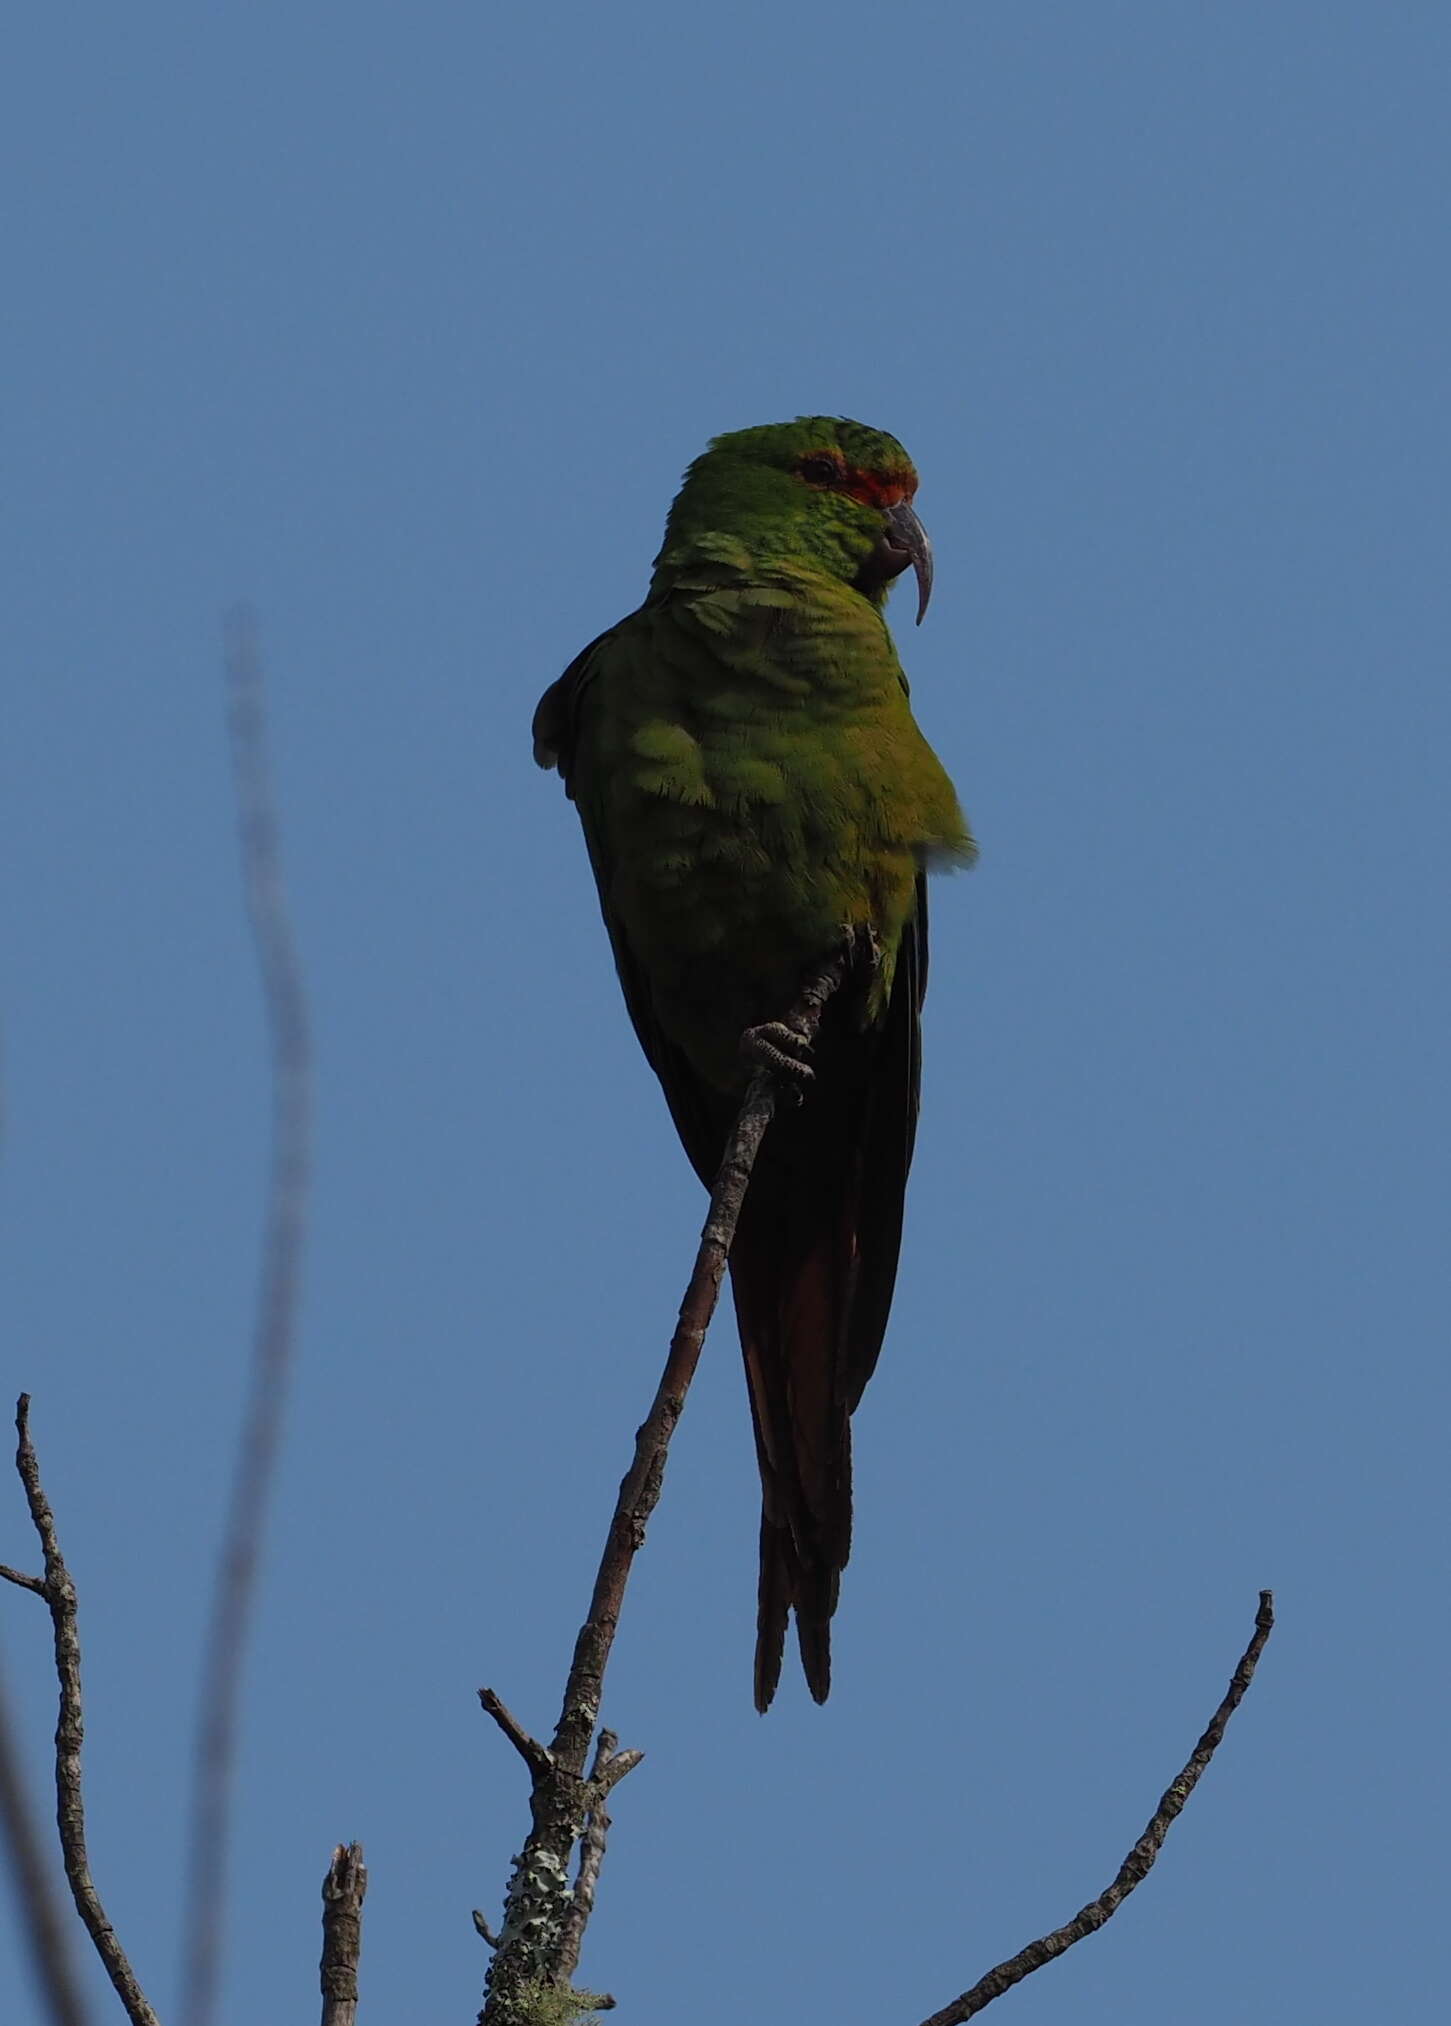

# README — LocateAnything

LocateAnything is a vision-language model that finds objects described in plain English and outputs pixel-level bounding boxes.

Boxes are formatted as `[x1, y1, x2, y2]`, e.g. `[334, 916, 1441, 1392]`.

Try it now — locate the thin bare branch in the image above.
[595, 1747, 644, 1796]
[319, 1842, 368, 2026]
[0, 1650, 91, 2026]
[478, 943, 853, 2026]
[1, 1563, 47, 1596]
[5, 1396, 160, 2026]
[180, 607, 314, 2026]
[549, 939, 852, 1785]
[916, 1589, 1276, 2026]
[478, 1689, 554, 1777]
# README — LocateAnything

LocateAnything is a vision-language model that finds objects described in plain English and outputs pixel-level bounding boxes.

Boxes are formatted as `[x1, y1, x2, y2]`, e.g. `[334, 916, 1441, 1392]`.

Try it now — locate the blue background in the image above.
[3, 5, 1445, 2022]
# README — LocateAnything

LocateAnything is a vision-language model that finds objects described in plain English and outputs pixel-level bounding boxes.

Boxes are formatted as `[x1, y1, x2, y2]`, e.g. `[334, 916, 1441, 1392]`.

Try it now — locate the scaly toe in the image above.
[741, 1021, 816, 1096]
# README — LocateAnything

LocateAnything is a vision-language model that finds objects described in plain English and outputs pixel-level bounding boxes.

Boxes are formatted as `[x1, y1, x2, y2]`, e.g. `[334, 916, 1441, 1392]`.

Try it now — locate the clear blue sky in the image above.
[3, 5, 1446, 2022]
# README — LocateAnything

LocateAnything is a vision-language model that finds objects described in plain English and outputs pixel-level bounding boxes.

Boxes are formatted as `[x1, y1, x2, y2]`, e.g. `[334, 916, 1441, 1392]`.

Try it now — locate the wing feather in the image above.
[534, 625, 730, 1186]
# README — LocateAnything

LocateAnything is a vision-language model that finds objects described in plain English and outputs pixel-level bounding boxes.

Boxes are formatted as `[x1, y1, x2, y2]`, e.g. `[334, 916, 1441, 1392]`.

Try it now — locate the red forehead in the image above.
[843, 465, 917, 509]
[801, 446, 917, 508]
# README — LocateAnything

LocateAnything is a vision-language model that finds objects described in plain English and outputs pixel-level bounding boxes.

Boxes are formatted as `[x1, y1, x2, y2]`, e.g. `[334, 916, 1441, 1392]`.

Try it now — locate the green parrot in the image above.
[534, 417, 973, 1709]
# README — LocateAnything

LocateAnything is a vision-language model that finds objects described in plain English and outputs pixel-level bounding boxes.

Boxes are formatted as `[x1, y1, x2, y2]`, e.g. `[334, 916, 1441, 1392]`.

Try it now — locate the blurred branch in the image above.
[1, 1396, 159, 2026]
[477, 942, 852, 2026]
[916, 1590, 1276, 2025]
[180, 607, 314, 2026]
[319, 1842, 368, 2026]
[0, 1647, 91, 2026]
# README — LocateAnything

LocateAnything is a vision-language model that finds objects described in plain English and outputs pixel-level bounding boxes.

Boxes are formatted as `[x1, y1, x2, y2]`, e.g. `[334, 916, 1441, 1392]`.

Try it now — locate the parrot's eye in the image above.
[797, 452, 845, 487]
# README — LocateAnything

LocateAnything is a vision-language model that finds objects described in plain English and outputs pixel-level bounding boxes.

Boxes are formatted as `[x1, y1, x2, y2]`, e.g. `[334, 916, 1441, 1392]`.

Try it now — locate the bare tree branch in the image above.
[2, 1396, 159, 2026]
[478, 942, 853, 2026]
[548, 942, 851, 1782]
[478, 1689, 554, 1779]
[180, 606, 314, 2026]
[0, 1649, 91, 2026]
[916, 1589, 1276, 2025]
[0, 1563, 47, 1598]
[554, 1729, 617, 1984]
[319, 1841, 368, 2026]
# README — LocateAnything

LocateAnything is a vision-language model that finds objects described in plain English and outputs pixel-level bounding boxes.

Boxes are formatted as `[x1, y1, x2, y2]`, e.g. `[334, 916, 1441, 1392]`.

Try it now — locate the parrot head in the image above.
[654, 416, 934, 623]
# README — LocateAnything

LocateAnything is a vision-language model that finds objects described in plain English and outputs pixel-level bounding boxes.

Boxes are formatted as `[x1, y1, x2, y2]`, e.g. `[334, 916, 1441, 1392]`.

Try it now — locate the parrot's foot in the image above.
[741, 1020, 815, 1097]
[844, 921, 884, 987]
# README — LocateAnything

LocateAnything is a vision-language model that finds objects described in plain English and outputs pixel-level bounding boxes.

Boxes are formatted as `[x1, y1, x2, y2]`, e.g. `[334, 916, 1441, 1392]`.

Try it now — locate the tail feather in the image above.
[794, 1583, 835, 1705]
[730, 934, 918, 1707]
[755, 1512, 838, 1711]
[730, 892, 928, 1708]
[753, 1515, 790, 1712]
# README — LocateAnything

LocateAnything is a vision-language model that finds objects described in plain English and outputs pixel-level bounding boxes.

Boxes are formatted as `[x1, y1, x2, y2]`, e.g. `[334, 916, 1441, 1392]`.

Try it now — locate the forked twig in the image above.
[478, 943, 853, 2026]
[180, 607, 314, 2026]
[916, 1590, 1276, 2024]
[1, 1396, 159, 2026]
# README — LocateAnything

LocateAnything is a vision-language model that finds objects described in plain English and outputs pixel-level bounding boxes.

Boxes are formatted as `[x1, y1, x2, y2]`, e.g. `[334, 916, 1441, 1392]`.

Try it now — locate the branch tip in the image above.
[915, 1588, 1277, 2025]
[5, 1395, 160, 2026]
[320, 1840, 367, 2026]
[479, 1688, 554, 1775]
[595, 1748, 643, 1796]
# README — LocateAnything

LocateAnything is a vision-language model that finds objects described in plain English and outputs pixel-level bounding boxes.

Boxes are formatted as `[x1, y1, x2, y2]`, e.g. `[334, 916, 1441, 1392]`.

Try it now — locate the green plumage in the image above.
[535, 417, 972, 1707]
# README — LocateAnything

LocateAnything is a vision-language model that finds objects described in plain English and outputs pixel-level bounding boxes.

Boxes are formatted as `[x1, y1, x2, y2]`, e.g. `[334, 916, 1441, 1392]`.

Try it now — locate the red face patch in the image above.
[797, 449, 917, 508]
[842, 465, 917, 509]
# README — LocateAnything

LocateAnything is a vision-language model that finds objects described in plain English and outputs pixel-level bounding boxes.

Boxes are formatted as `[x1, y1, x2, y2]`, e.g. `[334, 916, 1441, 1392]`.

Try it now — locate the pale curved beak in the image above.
[884, 501, 934, 624]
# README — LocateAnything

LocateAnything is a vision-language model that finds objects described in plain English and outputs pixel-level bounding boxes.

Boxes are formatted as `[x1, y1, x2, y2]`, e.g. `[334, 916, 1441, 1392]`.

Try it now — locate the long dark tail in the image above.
[732, 1162, 854, 1709]
[729, 914, 924, 1710]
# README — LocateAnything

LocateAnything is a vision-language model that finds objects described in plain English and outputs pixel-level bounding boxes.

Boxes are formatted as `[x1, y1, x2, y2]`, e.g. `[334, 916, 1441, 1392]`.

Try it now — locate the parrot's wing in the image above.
[533, 629, 731, 1188]
[531, 628, 612, 776]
